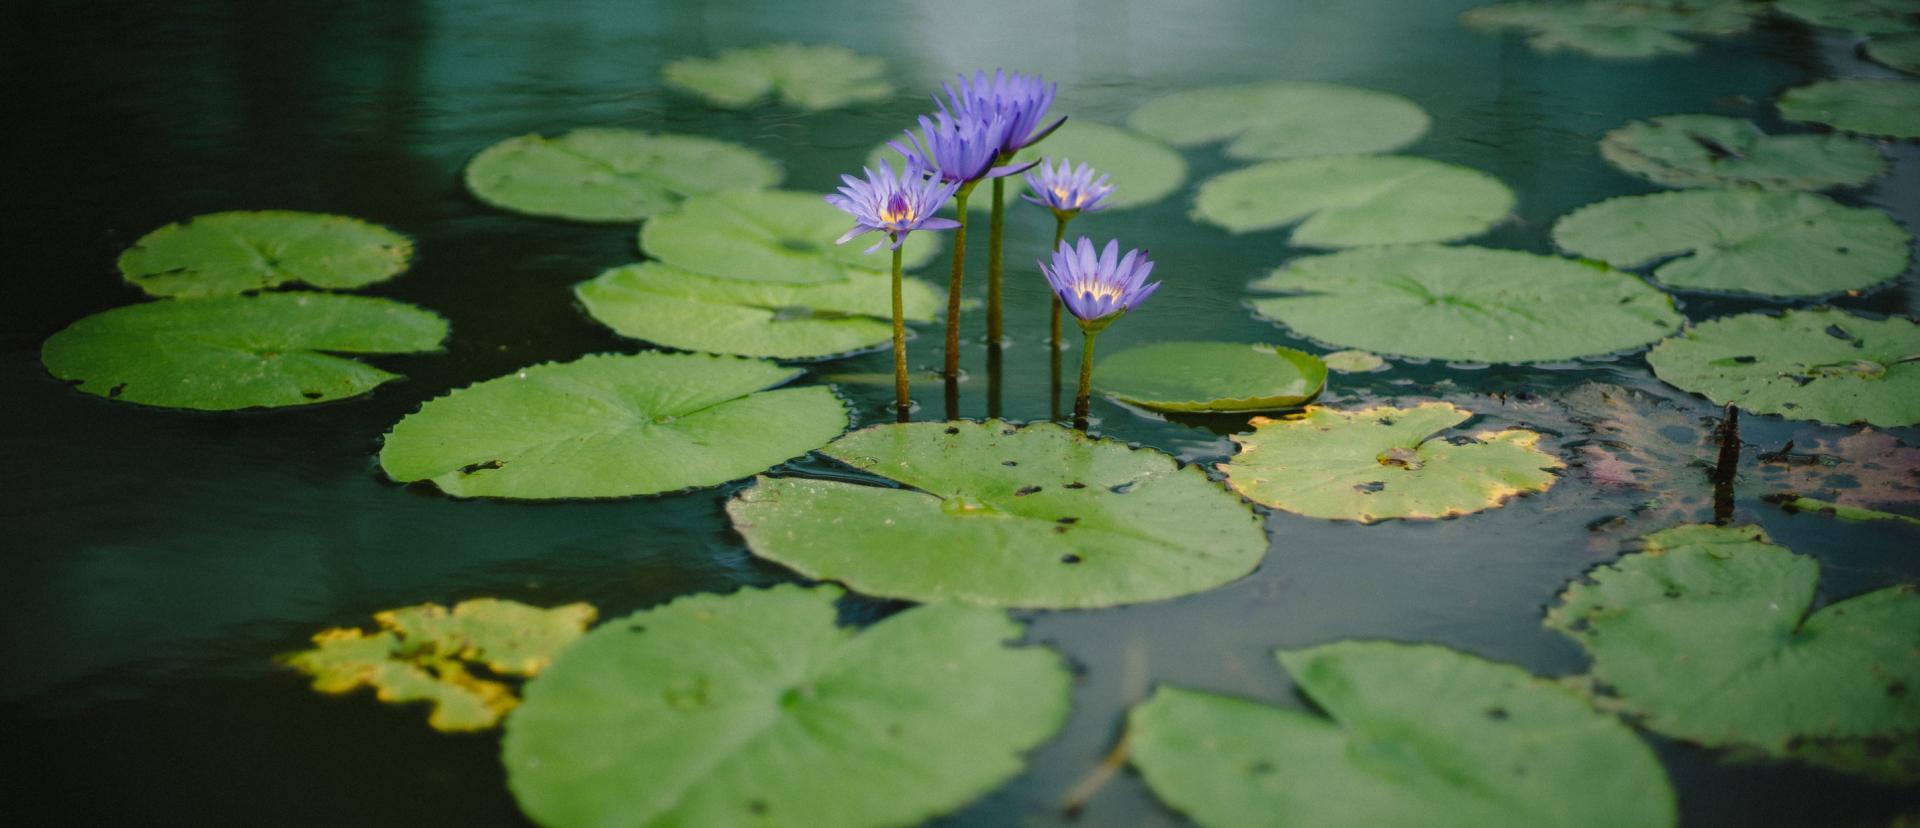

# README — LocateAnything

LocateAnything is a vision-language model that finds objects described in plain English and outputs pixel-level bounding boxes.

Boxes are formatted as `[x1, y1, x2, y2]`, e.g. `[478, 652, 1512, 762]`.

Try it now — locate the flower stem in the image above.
[944, 187, 973, 379]
[1049, 214, 1069, 353]
[890, 241, 908, 416]
[1074, 328, 1100, 428]
[987, 176, 1006, 346]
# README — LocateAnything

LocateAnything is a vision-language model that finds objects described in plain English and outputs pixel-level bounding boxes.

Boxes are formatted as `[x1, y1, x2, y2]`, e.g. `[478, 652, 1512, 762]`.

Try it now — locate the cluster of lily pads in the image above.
[41, 20, 1920, 828]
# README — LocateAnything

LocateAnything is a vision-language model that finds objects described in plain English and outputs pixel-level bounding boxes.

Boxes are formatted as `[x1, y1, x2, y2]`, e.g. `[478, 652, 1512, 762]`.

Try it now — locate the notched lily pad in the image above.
[1127, 81, 1430, 160]
[1552, 190, 1911, 298]
[281, 598, 596, 732]
[728, 420, 1268, 609]
[1548, 524, 1920, 779]
[576, 262, 941, 360]
[41, 292, 448, 411]
[641, 190, 939, 284]
[1866, 32, 1920, 74]
[661, 43, 895, 110]
[1776, 0, 1920, 35]
[1778, 79, 1920, 139]
[379, 352, 849, 499]
[1096, 341, 1326, 413]
[1221, 402, 1561, 523]
[464, 128, 781, 223]
[1128, 641, 1676, 828]
[1598, 114, 1886, 191]
[1646, 309, 1920, 428]
[117, 211, 412, 298]
[1250, 245, 1682, 363]
[1193, 156, 1514, 246]
[503, 584, 1070, 828]
[1462, 1, 1755, 58]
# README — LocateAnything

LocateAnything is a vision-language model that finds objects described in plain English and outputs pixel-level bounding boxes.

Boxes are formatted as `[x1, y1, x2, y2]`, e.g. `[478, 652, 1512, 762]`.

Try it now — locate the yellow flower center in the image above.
[879, 204, 913, 224]
[1069, 278, 1123, 301]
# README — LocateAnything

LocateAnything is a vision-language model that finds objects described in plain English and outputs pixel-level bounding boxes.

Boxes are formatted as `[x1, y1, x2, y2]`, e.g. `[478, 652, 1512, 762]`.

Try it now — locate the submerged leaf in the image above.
[464, 129, 781, 223]
[728, 421, 1267, 609]
[661, 43, 894, 110]
[503, 584, 1070, 827]
[1598, 114, 1885, 191]
[1127, 81, 1430, 160]
[1322, 350, 1388, 373]
[1129, 641, 1676, 828]
[1646, 309, 1920, 428]
[1221, 402, 1561, 523]
[117, 211, 412, 298]
[640, 190, 939, 284]
[1095, 341, 1326, 412]
[1778, 79, 1920, 139]
[1193, 156, 1513, 246]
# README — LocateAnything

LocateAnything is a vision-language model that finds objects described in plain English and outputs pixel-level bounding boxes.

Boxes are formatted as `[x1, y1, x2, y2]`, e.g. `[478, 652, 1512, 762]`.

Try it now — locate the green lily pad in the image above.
[865, 121, 1186, 213]
[1547, 525, 1920, 770]
[116, 211, 412, 298]
[1192, 156, 1514, 246]
[1552, 190, 1911, 298]
[661, 43, 895, 110]
[728, 420, 1267, 609]
[464, 128, 781, 223]
[379, 352, 848, 499]
[1867, 32, 1920, 74]
[41, 293, 447, 411]
[1773, 494, 1920, 526]
[1776, 0, 1920, 35]
[1128, 641, 1676, 828]
[281, 598, 596, 732]
[503, 584, 1070, 828]
[1462, 1, 1754, 59]
[1598, 114, 1886, 191]
[1249, 245, 1683, 363]
[1095, 342, 1326, 413]
[1126, 81, 1430, 160]
[640, 190, 939, 284]
[1645, 309, 1920, 428]
[1779, 79, 1920, 139]
[1220, 403, 1561, 523]
[1322, 350, 1387, 373]
[576, 262, 942, 360]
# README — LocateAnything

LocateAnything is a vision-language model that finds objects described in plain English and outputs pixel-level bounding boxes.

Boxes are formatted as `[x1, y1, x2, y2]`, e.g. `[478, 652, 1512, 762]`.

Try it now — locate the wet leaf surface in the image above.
[1597, 114, 1885, 191]
[1778, 79, 1920, 139]
[1095, 341, 1326, 412]
[640, 190, 939, 284]
[1646, 309, 1920, 428]
[117, 211, 413, 298]
[1193, 156, 1513, 246]
[1128, 81, 1429, 160]
[464, 129, 781, 223]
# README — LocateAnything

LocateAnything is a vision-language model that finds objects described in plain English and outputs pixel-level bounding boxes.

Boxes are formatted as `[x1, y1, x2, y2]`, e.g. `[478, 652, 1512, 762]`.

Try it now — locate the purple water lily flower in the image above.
[825, 158, 962, 253]
[1022, 157, 1113, 215]
[889, 111, 1036, 187]
[1039, 237, 1160, 330]
[941, 69, 1066, 156]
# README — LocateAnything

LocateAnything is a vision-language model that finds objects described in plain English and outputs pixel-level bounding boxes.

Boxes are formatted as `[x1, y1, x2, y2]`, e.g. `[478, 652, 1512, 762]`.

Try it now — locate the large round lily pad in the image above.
[1192, 156, 1513, 246]
[116, 211, 412, 298]
[42, 293, 447, 411]
[640, 190, 939, 284]
[464, 129, 780, 223]
[1646, 309, 1920, 428]
[1867, 32, 1920, 74]
[1129, 641, 1676, 828]
[1220, 403, 1561, 523]
[1778, 79, 1920, 140]
[1598, 114, 1886, 191]
[1127, 81, 1430, 160]
[1552, 190, 1911, 298]
[1462, 1, 1754, 58]
[504, 584, 1069, 828]
[1249, 245, 1683, 363]
[1548, 525, 1920, 765]
[661, 43, 895, 110]
[728, 420, 1268, 609]
[379, 352, 848, 499]
[576, 262, 942, 360]
[1776, 0, 1920, 35]
[1095, 341, 1326, 412]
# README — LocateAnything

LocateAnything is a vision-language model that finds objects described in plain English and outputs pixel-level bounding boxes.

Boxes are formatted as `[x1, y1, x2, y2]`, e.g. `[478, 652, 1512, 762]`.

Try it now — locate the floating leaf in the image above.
[1126, 81, 1429, 160]
[1597, 114, 1886, 191]
[41, 293, 447, 411]
[1249, 245, 1682, 363]
[282, 598, 596, 732]
[1192, 156, 1513, 246]
[1776, 0, 1920, 35]
[1095, 342, 1326, 413]
[1547, 524, 1920, 776]
[640, 190, 938, 284]
[1220, 403, 1560, 523]
[503, 584, 1069, 827]
[1322, 350, 1387, 373]
[661, 43, 894, 110]
[1462, 1, 1754, 58]
[1778, 79, 1920, 140]
[1867, 32, 1920, 74]
[576, 262, 941, 360]
[379, 352, 848, 499]
[728, 421, 1267, 609]
[1645, 309, 1920, 428]
[1754, 429, 1920, 518]
[1555, 383, 1718, 534]
[1129, 641, 1676, 828]
[464, 129, 781, 223]
[865, 121, 1186, 213]
[116, 211, 412, 298]
[1552, 190, 1911, 298]
[1772, 495, 1920, 526]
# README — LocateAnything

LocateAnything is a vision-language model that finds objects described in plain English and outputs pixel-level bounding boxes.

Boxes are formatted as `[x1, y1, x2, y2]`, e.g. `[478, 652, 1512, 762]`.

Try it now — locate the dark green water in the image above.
[3, 1, 1916, 824]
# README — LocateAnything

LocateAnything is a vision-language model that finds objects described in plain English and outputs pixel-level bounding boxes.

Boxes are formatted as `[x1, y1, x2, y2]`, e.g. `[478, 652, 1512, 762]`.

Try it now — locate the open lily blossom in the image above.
[890, 111, 1036, 187]
[825, 158, 962, 253]
[1023, 157, 1113, 215]
[941, 69, 1065, 156]
[1041, 237, 1160, 330]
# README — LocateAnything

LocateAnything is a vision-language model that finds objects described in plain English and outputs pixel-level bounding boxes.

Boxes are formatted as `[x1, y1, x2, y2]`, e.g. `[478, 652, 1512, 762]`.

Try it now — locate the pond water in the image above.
[4, 0, 1916, 824]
